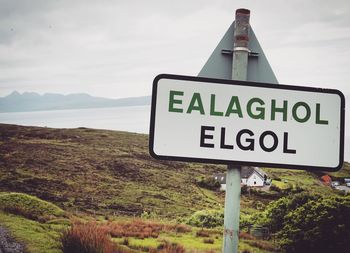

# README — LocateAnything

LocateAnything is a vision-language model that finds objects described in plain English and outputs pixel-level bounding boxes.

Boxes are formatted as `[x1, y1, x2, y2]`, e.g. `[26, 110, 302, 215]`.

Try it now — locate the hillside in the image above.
[0, 124, 225, 218]
[0, 91, 151, 112]
[1, 124, 349, 218]
[1, 124, 349, 253]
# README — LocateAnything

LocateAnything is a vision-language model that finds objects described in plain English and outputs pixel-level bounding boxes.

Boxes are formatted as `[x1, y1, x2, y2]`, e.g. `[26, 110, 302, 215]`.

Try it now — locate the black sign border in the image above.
[149, 73, 346, 172]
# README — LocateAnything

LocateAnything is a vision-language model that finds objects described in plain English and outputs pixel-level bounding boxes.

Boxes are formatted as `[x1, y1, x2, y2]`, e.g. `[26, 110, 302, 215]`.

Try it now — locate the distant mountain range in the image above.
[0, 91, 151, 112]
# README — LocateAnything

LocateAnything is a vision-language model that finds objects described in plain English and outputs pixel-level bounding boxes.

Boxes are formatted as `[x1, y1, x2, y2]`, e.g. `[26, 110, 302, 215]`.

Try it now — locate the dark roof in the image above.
[254, 167, 267, 178]
[241, 167, 267, 179]
[241, 167, 255, 179]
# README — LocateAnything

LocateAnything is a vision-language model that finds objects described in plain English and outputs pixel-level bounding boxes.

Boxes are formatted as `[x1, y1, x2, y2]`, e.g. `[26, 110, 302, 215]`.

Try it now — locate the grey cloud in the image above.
[1, 0, 350, 99]
[0, 0, 56, 44]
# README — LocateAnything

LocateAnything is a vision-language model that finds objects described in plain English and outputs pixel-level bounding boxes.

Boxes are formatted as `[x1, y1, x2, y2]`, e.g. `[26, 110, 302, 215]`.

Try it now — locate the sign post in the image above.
[223, 9, 250, 253]
[149, 8, 345, 253]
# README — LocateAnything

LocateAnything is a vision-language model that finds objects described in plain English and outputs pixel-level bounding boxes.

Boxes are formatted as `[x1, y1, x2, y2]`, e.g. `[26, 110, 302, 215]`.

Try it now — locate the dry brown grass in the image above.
[245, 240, 277, 251]
[196, 229, 210, 237]
[107, 219, 191, 239]
[60, 221, 115, 253]
[203, 238, 214, 244]
[150, 241, 185, 253]
[239, 231, 256, 240]
[60, 219, 192, 253]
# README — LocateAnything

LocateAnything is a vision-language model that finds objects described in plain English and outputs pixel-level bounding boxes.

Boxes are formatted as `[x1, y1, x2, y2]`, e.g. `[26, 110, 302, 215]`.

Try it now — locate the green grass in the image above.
[0, 192, 65, 221]
[1, 124, 347, 219]
[0, 124, 226, 218]
[113, 227, 277, 253]
[112, 228, 222, 252]
[328, 162, 350, 178]
[161, 231, 221, 251]
[114, 237, 160, 249]
[264, 168, 340, 196]
[109, 218, 277, 253]
[239, 239, 276, 253]
[1, 124, 348, 253]
[0, 211, 64, 253]
[271, 180, 290, 189]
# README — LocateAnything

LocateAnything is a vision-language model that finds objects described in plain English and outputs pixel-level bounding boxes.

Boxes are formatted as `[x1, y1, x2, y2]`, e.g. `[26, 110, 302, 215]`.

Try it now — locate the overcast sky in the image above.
[1, 0, 349, 98]
[1, 0, 349, 159]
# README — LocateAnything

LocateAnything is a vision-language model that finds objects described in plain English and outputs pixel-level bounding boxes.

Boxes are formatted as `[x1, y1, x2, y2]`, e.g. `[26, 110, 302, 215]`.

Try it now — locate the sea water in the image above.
[0, 105, 151, 134]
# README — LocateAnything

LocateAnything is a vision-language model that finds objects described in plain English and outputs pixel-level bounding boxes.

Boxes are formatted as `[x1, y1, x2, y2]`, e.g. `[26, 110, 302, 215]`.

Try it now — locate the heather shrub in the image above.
[246, 240, 276, 252]
[173, 224, 191, 233]
[155, 241, 185, 253]
[196, 229, 210, 237]
[239, 231, 255, 240]
[60, 221, 114, 253]
[203, 238, 214, 244]
[108, 219, 190, 239]
[186, 209, 224, 228]
[195, 176, 221, 191]
[256, 193, 350, 253]
[269, 184, 281, 192]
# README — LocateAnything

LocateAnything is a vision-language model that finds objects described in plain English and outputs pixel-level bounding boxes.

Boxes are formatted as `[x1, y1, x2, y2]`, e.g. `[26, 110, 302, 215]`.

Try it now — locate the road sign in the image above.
[149, 74, 345, 171]
[198, 21, 278, 84]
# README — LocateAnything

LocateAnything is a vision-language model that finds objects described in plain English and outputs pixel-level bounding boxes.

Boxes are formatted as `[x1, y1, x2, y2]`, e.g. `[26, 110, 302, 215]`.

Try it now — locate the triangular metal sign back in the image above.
[198, 22, 278, 84]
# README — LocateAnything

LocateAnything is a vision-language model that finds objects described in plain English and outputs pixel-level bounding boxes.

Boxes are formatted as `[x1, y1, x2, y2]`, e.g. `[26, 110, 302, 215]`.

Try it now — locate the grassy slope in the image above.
[328, 162, 350, 178]
[264, 161, 350, 196]
[0, 124, 225, 218]
[0, 192, 70, 253]
[1, 123, 348, 218]
[1, 124, 348, 253]
[0, 211, 64, 253]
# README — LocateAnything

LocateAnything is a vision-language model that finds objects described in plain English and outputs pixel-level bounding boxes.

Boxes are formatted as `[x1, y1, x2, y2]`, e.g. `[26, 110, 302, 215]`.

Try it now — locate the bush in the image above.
[256, 193, 350, 253]
[174, 224, 191, 233]
[239, 232, 255, 240]
[241, 185, 248, 194]
[203, 238, 214, 244]
[196, 229, 210, 237]
[291, 185, 304, 194]
[60, 221, 115, 253]
[195, 177, 221, 191]
[121, 238, 129, 246]
[107, 219, 190, 239]
[259, 192, 318, 233]
[269, 184, 281, 192]
[155, 241, 185, 253]
[277, 196, 350, 253]
[186, 209, 224, 228]
[245, 240, 276, 251]
[140, 211, 157, 219]
[0, 192, 65, 222]
[239, 214, 255, 230]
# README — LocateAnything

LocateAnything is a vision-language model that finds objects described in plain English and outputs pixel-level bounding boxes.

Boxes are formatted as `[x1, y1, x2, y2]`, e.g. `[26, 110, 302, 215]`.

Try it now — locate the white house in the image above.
[214, 167, 267, 190]
[241, 167, 267, 187]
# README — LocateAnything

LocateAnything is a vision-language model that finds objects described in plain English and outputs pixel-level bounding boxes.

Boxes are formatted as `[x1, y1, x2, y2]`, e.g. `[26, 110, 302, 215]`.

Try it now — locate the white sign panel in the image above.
[149, 74, 345, 171]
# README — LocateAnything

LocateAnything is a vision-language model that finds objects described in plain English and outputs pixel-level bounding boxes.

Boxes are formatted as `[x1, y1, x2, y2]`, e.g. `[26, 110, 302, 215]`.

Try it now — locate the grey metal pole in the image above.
[222, 8, 250, 253]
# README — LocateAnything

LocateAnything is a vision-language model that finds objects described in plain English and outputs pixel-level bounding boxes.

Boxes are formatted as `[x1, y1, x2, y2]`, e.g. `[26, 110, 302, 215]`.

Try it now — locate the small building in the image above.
[321, 175, 332, 185]
[241, 167, 267, 187]
[214, 167, 268, 190]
